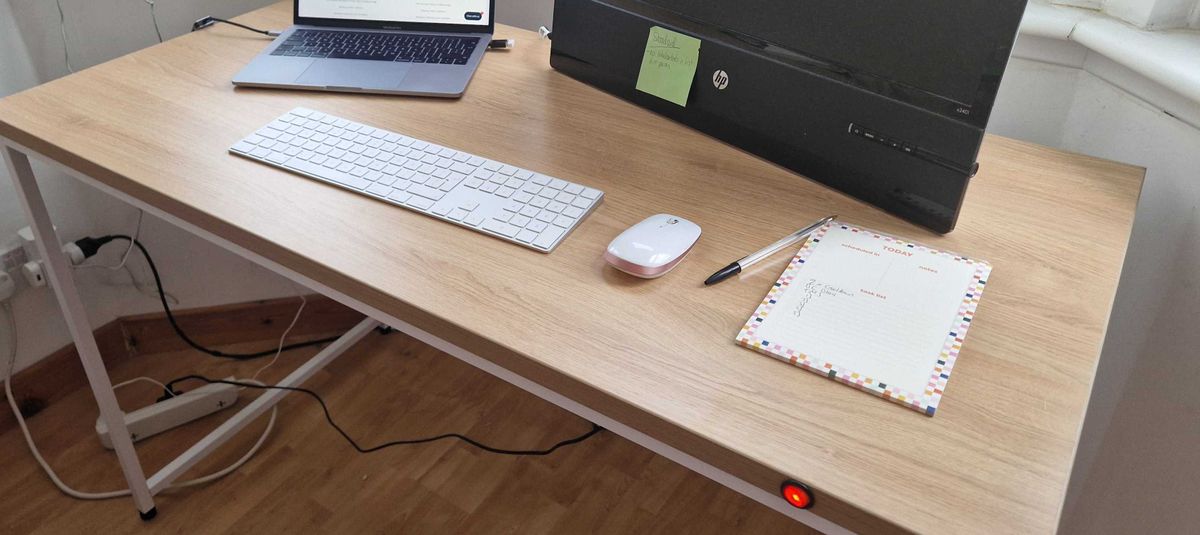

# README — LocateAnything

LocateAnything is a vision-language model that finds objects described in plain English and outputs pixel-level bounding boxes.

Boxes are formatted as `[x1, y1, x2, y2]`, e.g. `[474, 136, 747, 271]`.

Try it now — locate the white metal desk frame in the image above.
[2, 139, 851, 534]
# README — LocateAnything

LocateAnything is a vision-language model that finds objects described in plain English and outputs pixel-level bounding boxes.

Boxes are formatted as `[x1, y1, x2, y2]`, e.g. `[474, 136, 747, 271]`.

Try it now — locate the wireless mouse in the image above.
[605, 214, 702, 278]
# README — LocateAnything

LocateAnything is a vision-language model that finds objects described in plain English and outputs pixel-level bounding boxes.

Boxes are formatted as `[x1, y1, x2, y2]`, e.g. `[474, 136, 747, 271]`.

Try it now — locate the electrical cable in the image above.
[93, 235, 339, 360]
[170, 375, 604, 456]
[251, 294, 307, 383]
[191, 16, 281, 37]
[55, 0, 74, 74]
[1, 302, 278, 500]
[75, 210, 142, 272]
[144, 1, 164, 44]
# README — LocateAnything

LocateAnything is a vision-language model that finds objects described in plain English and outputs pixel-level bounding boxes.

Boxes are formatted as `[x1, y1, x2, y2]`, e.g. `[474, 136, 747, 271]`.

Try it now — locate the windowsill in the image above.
[1019, 0, 1200, 104]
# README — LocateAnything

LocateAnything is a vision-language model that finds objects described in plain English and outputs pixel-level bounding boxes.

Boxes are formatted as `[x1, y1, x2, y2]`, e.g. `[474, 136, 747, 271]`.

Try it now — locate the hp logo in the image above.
[712, 70, 729, 90]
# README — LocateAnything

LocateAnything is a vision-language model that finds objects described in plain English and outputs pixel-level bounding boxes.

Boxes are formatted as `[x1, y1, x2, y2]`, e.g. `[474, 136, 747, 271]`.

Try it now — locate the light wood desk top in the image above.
[0, 3, 1143, 533]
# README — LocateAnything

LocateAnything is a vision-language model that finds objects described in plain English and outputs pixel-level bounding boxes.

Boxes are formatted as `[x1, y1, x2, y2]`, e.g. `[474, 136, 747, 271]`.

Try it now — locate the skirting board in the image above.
[0, 294, 364, 435]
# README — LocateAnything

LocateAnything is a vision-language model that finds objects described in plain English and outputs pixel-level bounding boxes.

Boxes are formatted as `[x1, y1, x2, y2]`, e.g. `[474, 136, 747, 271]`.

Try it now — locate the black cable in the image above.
[99, 235, 339, 360]
[171, 375, 604, 456]
[192, 16, 278, 37]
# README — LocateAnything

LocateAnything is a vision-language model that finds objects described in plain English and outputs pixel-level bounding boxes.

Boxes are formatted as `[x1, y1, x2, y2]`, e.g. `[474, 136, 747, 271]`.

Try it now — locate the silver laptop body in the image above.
[233, 0, 495, 98]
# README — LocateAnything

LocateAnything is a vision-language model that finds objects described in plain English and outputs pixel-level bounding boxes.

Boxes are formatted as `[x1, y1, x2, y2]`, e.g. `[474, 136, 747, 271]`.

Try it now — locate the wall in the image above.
[0, 0, 301, 374]
[496, 0, 553, 30]
[990, 30, 1200, 533]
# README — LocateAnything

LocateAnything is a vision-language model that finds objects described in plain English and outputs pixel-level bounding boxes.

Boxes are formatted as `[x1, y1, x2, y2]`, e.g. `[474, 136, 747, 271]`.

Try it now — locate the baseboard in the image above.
[0, 295, 364, 435]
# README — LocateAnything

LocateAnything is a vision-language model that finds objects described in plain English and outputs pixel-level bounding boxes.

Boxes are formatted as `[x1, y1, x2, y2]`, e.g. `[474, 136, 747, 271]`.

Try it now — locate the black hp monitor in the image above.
[550, 0, 1029, 233]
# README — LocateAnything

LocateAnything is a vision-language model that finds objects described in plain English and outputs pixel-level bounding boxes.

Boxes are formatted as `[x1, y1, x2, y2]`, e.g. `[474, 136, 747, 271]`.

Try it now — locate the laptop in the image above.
[233, 0, 495, 98]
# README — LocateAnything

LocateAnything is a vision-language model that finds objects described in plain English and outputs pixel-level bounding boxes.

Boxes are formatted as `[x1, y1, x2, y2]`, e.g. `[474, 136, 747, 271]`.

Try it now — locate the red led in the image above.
[780, 480, 814, 509]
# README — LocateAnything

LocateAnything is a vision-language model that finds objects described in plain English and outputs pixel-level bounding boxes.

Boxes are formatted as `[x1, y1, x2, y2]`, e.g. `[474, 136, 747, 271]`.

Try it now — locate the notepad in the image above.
[736, 222, 991, 415]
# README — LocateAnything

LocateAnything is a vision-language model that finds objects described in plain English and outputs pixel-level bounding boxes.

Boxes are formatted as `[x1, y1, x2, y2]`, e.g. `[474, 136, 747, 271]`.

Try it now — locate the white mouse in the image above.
[605, 214, 702, 278]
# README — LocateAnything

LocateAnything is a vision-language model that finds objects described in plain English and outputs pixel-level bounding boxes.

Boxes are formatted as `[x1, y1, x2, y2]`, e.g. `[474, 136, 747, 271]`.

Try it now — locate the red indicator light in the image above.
[780, 480, 813, 509]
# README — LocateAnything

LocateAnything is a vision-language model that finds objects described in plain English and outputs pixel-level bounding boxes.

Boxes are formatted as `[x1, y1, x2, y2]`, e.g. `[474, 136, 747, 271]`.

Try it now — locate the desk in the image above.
[0, 3, 1143, 533]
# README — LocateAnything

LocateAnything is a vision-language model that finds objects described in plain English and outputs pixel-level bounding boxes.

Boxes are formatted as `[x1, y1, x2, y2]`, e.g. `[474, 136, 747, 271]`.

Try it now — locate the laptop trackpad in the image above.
[295, 61, 410, 89]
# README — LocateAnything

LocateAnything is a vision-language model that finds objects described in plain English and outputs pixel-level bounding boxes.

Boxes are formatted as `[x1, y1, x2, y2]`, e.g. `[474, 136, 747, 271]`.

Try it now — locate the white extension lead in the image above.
[1, 302, 277, 500]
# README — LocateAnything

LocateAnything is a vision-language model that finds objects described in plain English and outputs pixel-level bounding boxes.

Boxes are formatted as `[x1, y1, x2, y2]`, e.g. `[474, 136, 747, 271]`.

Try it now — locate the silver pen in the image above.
[704, 215, 837, 286]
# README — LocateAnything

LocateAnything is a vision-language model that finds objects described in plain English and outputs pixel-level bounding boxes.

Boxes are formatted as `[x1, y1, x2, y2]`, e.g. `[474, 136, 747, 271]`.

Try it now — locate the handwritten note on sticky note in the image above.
[635, 26, 701, 107]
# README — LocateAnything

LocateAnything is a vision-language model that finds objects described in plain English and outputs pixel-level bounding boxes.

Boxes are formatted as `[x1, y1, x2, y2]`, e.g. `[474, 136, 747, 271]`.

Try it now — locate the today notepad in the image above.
[735, 222, 991, 416]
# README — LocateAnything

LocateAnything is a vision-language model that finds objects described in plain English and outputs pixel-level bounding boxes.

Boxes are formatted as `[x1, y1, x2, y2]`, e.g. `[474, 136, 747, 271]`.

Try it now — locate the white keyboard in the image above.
[230, 108, 604, 252]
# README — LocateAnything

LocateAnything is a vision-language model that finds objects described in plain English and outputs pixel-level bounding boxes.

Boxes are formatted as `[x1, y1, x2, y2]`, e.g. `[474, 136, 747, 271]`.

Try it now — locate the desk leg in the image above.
[3, 147, 157, 519]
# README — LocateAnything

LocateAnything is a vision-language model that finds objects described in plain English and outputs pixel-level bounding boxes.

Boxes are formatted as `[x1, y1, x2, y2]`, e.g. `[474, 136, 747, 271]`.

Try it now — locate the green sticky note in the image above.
[635, 26, 702, 107]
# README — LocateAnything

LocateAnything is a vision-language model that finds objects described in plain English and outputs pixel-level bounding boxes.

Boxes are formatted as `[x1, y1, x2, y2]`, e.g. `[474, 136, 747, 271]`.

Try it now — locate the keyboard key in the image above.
[464, 213, 486, 227]
[510, 215, 532, 227]
[571, 197, 592, 209]
[564, 184, 584, 195]
[408, 184, 445, 201]
[516, 229, 538, 243]
[555, 192, 576, 203]
[548, 178, 568, 190]
[553, 215, 576, 228]
[519, 205, 540, 218]
[388, 189, 413, 204]
[562, 206, 584, 218]
[531, 174, 551, 186]
[483, 219, 519, 237]
[496, 187, 516, 198]
[432, 204, 453, 216]
[533, 227, 564, 249]
[513, 192, 534, 203]
[448, 208, 469, 221]
[546, 201, 567, 213]
[407, 196, 435, 210]
[526, 220, 548, 233]
[366, 184, 392, 197]
[233, 141, 256, 153]
[451, 162, 477, 175]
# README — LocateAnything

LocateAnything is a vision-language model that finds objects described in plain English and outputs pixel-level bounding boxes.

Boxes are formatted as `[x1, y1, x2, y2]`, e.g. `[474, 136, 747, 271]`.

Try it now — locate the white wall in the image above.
[991, 32, 1200, 535]
[496, 0, 553, 30]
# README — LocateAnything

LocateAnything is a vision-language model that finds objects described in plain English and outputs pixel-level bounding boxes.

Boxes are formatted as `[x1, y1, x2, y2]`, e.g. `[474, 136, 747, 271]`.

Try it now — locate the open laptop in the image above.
[233, 0, 495, 97]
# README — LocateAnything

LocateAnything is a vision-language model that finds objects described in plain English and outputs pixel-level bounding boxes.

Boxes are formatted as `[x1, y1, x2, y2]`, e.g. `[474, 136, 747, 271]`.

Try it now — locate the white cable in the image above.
[2, 302, 277, 500]
[144, 1, 164, 44]
[55, 0, 74, 74]
[251, 294, 308, 384]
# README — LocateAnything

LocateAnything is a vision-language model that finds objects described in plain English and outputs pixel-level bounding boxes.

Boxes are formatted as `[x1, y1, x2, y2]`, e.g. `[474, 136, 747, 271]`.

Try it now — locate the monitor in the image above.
[550, 0, 1029, 233]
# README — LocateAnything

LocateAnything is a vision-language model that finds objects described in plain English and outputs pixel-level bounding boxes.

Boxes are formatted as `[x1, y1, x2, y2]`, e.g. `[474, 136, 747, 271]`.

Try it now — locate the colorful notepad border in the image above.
[735, 222, 992, 416]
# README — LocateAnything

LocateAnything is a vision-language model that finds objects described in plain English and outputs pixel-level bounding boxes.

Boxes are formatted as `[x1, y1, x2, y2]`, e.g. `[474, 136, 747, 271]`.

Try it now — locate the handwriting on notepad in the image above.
[792, 279, 855, 317]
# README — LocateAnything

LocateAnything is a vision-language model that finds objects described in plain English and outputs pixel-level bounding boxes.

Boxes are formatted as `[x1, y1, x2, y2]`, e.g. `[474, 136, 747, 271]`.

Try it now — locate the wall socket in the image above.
[1, 245, 28, 272]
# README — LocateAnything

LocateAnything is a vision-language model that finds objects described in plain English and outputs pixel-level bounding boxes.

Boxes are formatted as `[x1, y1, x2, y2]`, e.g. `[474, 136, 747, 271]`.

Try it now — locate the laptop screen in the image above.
[299, 0, 491, 26]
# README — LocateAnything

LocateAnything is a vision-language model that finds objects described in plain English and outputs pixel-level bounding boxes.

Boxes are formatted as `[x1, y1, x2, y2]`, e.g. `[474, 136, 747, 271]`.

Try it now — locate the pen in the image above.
[704, 215, 837, 286]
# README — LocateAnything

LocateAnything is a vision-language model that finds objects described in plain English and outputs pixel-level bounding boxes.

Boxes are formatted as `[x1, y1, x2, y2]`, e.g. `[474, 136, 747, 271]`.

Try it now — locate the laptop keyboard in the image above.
[270, 30, 481, 64]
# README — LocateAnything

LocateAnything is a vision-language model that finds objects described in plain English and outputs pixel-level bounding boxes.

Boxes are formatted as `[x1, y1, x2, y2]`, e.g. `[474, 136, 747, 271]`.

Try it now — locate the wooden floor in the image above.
[0, 330, 813, 534]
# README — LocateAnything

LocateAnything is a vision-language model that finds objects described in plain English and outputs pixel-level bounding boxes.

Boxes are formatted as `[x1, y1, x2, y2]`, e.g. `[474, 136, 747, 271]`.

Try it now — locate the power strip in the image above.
[96, 378, 239, 449]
